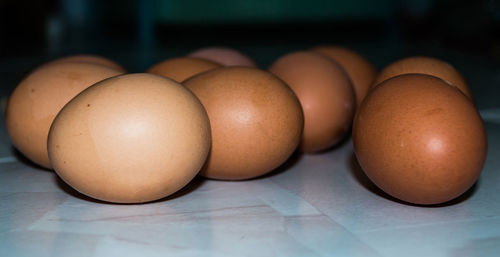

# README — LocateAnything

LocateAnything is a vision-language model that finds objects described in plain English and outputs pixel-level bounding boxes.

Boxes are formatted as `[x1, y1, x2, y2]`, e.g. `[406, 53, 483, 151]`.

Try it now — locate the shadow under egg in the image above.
[53, 172, 207, 205]
[348, 151, 479, 207]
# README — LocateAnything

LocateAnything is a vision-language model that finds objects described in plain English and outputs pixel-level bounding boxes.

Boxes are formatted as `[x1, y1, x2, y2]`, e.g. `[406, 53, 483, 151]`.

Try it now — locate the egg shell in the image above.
[372, 56, 472, 100]
[188, 47, 257, 67]
[5, 62, 124, 168]
[44, 54, 126, 72]
[312, 46, 377, 108]
[48, 73, 211, 203]
[353, 74, 487, 205]
[184, 67, 303, 180]
[146, 57, 221, 82]
[269, 51, 355, 153]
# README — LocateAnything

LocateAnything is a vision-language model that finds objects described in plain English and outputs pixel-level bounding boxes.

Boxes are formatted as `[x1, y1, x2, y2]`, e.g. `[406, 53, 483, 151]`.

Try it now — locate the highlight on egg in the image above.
[48, 73, 211, 203]
[184, 66, 304, 180]
[353, 74, 487, 205]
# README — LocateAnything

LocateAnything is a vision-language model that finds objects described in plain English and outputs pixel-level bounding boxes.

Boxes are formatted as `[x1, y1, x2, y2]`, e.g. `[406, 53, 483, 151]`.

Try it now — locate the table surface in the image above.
[1, 46, 500, 257]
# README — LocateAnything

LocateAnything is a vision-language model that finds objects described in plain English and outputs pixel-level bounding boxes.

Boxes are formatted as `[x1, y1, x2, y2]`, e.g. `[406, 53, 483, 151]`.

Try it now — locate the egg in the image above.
[5, 62, 124, 169]
[312, 46, 377, 107]
[146, 57, 221, 82]
[353, 74, 487, 205]
[269, 51, 355, 153]
[188, 47, 257, 67]
[184, 67, 303, 180]
[372, 56, 472, 100]
[47, 73, 211, 203]
[44, 54, 126, 72]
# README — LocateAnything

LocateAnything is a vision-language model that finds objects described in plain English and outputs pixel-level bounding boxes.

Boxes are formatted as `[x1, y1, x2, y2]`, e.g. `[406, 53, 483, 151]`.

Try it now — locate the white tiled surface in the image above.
[1, 113, 499, 257]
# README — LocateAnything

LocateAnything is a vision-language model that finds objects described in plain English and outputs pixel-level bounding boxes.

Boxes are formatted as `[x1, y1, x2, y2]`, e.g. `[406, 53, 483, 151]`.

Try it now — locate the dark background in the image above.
[1, 0, 500, 109]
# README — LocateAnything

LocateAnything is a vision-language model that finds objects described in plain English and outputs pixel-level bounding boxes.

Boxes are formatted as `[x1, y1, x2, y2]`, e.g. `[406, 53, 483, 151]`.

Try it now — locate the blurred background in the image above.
[1, 0, 500, 109]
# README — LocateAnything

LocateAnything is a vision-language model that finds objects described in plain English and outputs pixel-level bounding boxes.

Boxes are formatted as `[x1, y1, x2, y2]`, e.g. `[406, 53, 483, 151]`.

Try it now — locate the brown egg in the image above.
[188, 47, 257, 67]
[146, 57, 221, 82]
[269, 51, 355, 153]
[48, 73, 211, 203]
[372, 56, 472, 100]
[184, 67, 303, 180]
[44, 54, 126, 72]
[312, 46, 377, 107]
[353, 74, 487, 205]
[5, 62, 124, 169]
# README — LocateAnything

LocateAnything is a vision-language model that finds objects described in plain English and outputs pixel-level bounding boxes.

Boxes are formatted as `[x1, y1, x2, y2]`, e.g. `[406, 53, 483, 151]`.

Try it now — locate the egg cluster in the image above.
[5, 46, 487, 205]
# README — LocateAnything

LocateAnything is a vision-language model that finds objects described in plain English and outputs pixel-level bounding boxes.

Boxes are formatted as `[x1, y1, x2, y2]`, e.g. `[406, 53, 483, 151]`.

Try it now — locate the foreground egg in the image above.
[269, 51, 355, 153]
[146, 57, 221, 82]
[312, 46, 377, 107]
[372, 56, 472, 100]
[184, 67, 303, 180]
[353, 74, 487, 205]
[48, 73, 211, 203]
[5, 62, 124, 168]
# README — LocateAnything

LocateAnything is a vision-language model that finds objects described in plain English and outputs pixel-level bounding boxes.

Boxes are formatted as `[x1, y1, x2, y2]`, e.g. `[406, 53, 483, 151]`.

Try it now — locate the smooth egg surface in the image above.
[5, 62, 124, 168]
[312, 46, 377, 108]
[44, 54, 126, 72]
[146, 57, 221, 82]
[372, 56, 472, 100]
[269, 51, 355, 153]
[48, 73, 211, 203]
[184, 67, 303, 180]
[353, 74, 487, 205]
[188, 47, 257, 67]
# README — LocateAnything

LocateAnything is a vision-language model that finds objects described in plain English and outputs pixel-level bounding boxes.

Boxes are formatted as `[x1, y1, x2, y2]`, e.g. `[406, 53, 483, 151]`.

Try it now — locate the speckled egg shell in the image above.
[353, 74, 487, 205]
[184, 67, 303, 180]
[372, 56, 472, 100]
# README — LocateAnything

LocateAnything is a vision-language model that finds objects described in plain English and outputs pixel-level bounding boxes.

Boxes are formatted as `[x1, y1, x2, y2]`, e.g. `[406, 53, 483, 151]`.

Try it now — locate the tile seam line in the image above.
[267, 178, 386, 257]
[0, 156, 16, 164]
[354, 216, 500, 235]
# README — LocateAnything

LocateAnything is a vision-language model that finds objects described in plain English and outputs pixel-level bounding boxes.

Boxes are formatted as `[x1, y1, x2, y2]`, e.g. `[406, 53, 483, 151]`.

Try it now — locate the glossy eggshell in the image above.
[47, 73, 211, 203]
[372, 56, 472, 100]
[5, 62, 124, 169]
[312, 46, 377, 107]
[146, 57, 221, 82]
[353, 74, 487, 205]
[44, 54, 126, 72]
[184, 67, 303, 180]
[188, 47, 257, 67]
[269, 51, 355, 153]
